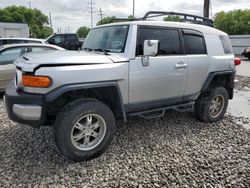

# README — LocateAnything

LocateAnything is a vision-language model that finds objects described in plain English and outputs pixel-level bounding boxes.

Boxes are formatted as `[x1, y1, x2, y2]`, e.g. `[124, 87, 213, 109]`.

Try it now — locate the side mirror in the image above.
[143, 40, 159, 56]
[141, 40, 159, 66]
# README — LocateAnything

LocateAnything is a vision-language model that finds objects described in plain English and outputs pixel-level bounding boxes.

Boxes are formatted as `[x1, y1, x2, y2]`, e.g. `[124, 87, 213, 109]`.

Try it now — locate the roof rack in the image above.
[113, 11, 214, 27]
[142, 11, 213, 27]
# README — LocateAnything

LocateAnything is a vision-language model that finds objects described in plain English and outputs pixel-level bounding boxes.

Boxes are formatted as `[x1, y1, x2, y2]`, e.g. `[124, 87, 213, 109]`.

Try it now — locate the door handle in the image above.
[175, 62, 188, 69]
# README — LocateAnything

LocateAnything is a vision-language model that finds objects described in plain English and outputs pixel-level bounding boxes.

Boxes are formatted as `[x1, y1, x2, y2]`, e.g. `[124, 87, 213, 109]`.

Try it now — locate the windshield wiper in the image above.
[82, 47, 93, 52]
[93, 48, 110, 55]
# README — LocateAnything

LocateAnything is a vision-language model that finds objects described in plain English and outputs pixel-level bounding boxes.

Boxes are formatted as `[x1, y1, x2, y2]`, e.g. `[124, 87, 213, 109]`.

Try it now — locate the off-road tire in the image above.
[54, 98, 116, 162]
[195, 87, 229, 123]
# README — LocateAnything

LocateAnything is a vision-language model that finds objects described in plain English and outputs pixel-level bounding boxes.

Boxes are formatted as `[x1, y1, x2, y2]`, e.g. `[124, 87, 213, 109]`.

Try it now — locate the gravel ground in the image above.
[236, 75, 250, 91]
[0, 79, 250, 187]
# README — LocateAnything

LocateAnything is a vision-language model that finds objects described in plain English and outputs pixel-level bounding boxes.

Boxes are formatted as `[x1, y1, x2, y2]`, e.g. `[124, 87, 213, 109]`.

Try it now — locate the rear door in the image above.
[65, 34, 79, 50]
[182, 29, 209, 99]
[0, 47, 28, 90]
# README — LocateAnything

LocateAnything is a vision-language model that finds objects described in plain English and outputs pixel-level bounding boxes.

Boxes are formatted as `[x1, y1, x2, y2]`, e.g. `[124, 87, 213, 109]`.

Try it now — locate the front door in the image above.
[129, 26, 188, 109]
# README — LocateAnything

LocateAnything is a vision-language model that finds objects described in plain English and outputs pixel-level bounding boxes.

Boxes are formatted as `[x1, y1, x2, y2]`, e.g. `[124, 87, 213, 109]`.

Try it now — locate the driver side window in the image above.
[136, 27, 181, 56]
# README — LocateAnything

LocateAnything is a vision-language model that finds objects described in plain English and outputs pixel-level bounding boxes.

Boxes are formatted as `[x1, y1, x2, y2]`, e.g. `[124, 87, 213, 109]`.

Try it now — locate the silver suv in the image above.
[4, 12, 240, 161]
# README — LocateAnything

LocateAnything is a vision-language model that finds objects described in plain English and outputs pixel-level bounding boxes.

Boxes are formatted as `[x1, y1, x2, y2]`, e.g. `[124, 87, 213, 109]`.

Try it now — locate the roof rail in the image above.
[142, 11, 214, 27]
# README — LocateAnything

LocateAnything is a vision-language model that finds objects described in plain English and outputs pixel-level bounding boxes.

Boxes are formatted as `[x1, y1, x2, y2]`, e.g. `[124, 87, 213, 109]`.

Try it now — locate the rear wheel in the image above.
[54, 99, 116, 161]
[195, 87, 229, 123]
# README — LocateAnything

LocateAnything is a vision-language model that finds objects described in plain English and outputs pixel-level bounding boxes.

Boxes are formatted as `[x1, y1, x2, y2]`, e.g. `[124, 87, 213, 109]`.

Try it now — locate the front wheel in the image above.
[54, 99, 116, 161]
[195, 87, 229, 123]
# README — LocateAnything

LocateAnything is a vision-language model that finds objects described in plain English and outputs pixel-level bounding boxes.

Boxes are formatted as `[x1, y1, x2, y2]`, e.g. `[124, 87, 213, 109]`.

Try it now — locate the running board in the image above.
[128, 102, 194, 120]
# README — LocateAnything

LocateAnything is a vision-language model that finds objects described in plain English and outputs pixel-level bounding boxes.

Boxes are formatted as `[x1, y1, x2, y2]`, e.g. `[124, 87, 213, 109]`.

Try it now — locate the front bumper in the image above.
[4, 81, 45, 127]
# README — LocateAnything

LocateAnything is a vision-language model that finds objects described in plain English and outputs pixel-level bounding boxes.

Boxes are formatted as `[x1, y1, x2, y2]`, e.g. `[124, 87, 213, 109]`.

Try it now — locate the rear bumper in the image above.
[4, 81, 45, 127]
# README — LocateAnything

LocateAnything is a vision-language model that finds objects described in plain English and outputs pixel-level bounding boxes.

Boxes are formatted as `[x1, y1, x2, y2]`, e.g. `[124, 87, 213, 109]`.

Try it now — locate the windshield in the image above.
[83, 25, 129, 53]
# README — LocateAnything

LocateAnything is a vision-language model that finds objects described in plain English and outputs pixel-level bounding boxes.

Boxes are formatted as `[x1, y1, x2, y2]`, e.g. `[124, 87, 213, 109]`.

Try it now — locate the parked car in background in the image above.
[79, 38, 85, 47]
[242, 47, 250, 60]
[46, 33, 80, 50]
[0, 43, 64, 92]
[0, 38, 47, 46]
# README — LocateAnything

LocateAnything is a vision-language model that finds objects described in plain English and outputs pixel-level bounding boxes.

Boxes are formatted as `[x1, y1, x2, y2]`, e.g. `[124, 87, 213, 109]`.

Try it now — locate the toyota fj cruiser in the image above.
[4, 11, 240, 161]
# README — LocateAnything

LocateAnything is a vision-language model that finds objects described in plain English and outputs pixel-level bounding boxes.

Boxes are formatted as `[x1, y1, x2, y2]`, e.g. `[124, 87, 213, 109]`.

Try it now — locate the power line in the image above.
[203, 0, 210, 18]
[49, 12, 53, 29]
[88, 0, 95, 28]
[132, 0, 135, 18]
[98, 8, 104, 20]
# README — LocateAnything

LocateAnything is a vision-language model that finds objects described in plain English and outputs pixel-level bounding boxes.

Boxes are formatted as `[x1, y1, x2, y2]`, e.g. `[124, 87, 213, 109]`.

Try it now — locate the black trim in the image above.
[142, 11, 213, 27]
[182, 29, 203, 36]
[125, 96, 183, 113]
[4, 81, 45, 127]
[46, 81, 127, 122]
[201, 70, 236, 92]
[182, 92, 200, 102]
[33, 63, 105, 72]
[113, 11, 214, 27]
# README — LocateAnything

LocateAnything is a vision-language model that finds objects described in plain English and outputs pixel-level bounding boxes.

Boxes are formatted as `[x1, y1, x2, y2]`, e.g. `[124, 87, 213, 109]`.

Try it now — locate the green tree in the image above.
[96, 16, 116, 26]
[164, 15, 181, 22]
[0, 5, 53, 38]
[40, 26, 54, 38]
[128, 15, 134, 20]
[214, 9, 250, 35]
[76, 26, 90, 38]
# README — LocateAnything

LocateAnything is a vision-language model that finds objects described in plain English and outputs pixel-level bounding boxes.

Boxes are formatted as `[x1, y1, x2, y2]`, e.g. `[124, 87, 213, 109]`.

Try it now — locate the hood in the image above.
[15, 50, 115, 72]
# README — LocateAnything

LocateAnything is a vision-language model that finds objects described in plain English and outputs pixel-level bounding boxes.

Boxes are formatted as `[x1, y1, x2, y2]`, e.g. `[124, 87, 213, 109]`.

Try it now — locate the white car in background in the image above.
[0, 43, 64, 91]
[0, 38, 47, 46]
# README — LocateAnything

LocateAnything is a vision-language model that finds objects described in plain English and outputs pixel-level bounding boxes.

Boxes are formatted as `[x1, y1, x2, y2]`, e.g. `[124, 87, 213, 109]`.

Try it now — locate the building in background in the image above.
[0, 22, 29, 38]
[229, 35, 250, 55]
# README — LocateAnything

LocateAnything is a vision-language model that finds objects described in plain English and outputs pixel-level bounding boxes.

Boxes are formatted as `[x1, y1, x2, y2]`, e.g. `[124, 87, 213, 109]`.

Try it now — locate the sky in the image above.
[0, 0, 249, 32]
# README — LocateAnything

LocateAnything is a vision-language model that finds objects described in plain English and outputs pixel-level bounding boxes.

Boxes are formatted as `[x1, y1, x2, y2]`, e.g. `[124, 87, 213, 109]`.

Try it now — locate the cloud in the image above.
[0, 0, 249, 32]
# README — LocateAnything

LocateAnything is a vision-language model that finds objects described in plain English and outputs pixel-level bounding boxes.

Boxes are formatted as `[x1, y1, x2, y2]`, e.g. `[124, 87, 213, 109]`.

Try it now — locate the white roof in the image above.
[0, 43, 65, 51]
[96, 21, 227, 36]
[0, 37, 46, 42]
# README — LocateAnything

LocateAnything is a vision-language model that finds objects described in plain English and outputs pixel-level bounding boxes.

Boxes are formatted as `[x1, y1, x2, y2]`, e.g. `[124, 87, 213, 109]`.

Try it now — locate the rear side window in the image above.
[7, 40, 25, 44]
[31, 47, 56, 53]
[26, 40, 42, 44]
[66, 35, 77, 43]
[137, 27, 181, 56]
[219, 35, 233, 54]
[184, 34, 206, 54]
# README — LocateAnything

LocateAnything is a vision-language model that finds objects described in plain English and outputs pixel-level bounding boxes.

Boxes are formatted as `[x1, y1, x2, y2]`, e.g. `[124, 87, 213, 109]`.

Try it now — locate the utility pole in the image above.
[88, 0, 95, 28]
[132, 0, 135, 18]
[203, 0, 210, 18]
[98, 8, 104, 20]
[29, 1, 31, 9]
[49, 12, 53, 29]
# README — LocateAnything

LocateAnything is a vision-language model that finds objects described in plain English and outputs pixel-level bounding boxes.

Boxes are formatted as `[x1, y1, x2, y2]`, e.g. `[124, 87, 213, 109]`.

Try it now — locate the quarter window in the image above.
[136, 27, 181, 56]
[31, 47, 56, 53]
[184, 34, 206, 54]
[219, 35, 233, 54]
